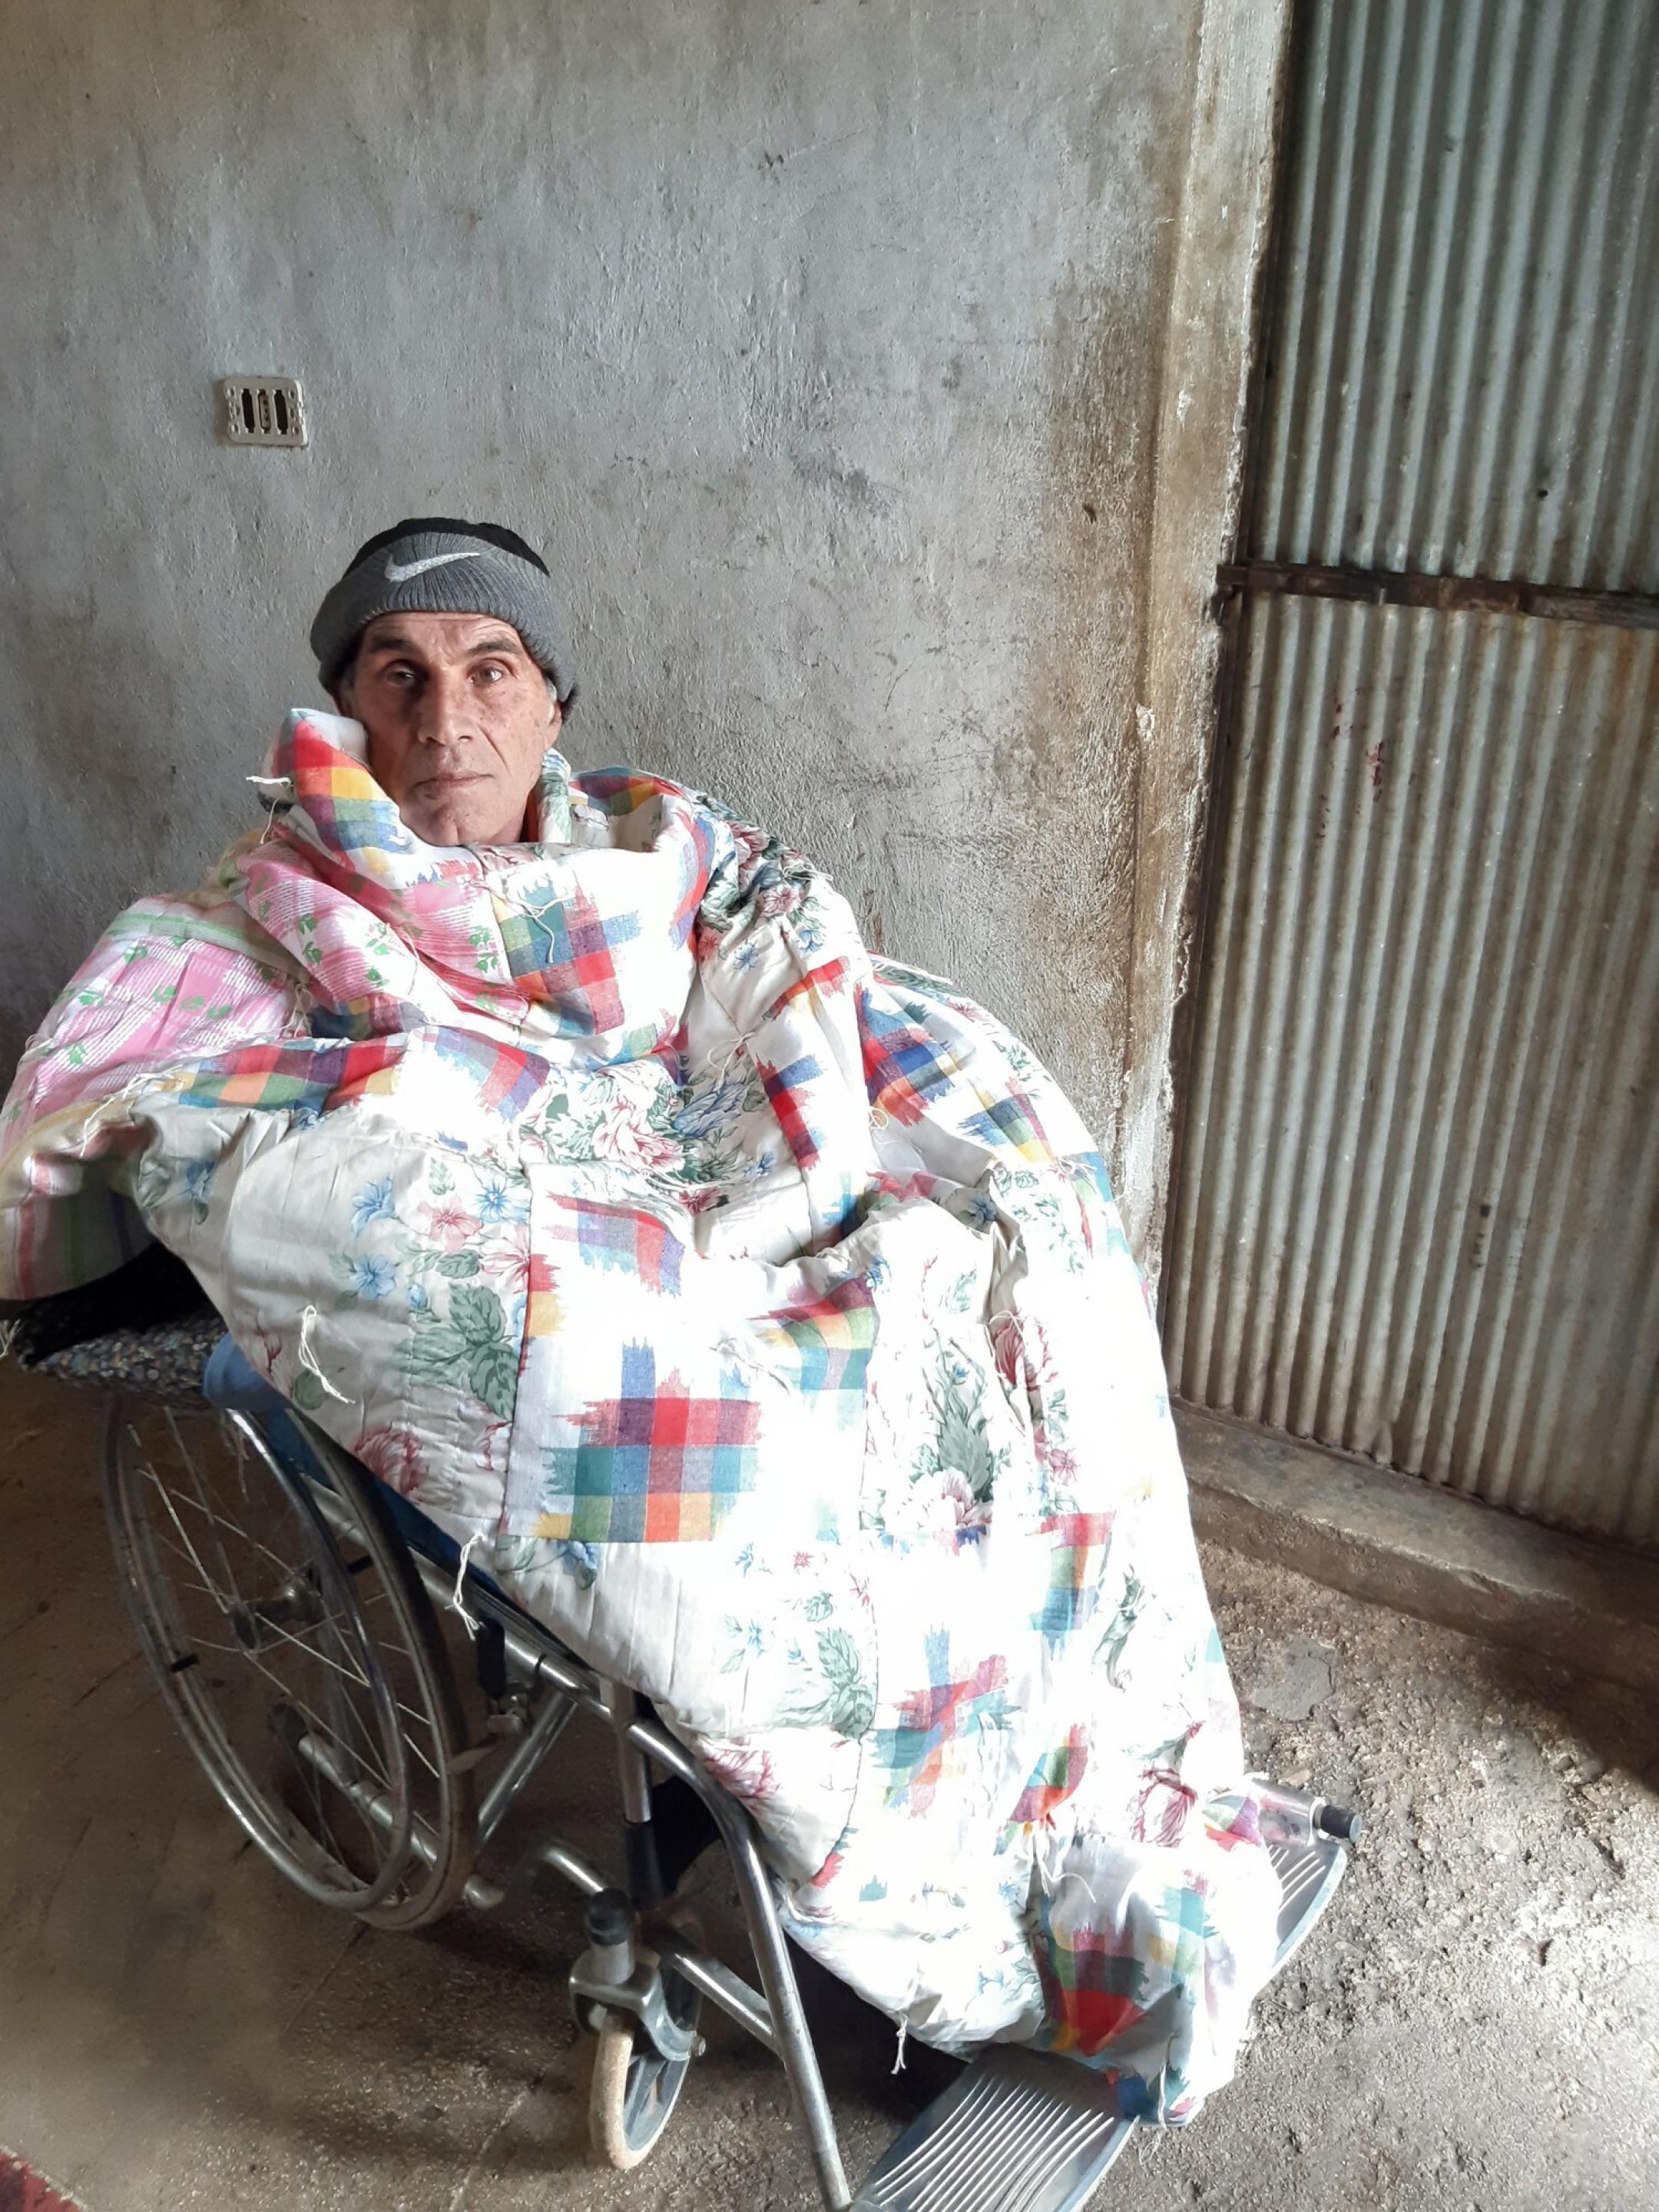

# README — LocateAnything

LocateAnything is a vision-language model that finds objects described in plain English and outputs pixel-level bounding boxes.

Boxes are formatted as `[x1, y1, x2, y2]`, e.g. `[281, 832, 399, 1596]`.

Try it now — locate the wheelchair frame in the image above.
[296, 1442, 859, 2202]
[94, 1361, 1353, 2212]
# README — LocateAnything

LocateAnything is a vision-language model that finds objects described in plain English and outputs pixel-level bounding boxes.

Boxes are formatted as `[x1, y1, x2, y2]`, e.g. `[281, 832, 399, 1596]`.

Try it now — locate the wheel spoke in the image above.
[254, 1604, 374, 1690]
[151, 1441, 445, 1777]
[147, 1478, 435, 1767]
[136, 1492, 400, 1802]
[152, 1453, 312, 1584]
[145, 1519, 296, 1621]
[183, 1620, 394, 1796]
[134, 1444, 236, 1611]
[111, 1401, 469, 1925]
[230, 1641, 399, 1803]
[171, 1623, 397, 1871]
[166, 1406, 244, 1606]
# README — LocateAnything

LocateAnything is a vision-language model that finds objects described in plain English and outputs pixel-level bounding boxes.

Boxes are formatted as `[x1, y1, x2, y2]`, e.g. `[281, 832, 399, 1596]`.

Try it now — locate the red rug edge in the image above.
[0, 2147, 88, 2212]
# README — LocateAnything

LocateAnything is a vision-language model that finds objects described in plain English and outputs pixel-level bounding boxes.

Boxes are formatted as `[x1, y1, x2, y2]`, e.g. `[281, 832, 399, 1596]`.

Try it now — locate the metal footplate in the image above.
[849, 2046, 1135, 2212]
[1268, 1834, 1348, 1968]
[853, 1829, 1352, 2211]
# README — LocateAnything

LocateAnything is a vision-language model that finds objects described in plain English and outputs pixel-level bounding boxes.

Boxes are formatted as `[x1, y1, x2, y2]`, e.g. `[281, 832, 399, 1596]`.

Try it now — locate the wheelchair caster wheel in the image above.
[583, 1969, 702, 2171]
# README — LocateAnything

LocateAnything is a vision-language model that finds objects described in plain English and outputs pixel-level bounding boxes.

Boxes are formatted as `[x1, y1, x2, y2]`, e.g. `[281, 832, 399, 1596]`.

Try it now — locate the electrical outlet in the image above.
[220, 376, 308, 447]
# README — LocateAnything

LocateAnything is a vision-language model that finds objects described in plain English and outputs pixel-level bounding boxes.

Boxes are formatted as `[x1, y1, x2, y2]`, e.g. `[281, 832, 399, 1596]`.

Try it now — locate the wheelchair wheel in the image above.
[584, 1968, 702, 2171]
[105, 1396, 476, 1929]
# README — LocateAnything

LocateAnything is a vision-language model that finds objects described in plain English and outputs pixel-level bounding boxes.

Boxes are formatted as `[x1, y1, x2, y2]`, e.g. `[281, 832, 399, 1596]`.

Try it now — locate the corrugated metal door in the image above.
[1164, 0, 1659, 1548]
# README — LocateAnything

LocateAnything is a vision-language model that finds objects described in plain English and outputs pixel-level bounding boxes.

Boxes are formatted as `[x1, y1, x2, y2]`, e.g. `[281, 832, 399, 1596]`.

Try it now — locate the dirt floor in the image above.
[1, 1358, 1655, 2211]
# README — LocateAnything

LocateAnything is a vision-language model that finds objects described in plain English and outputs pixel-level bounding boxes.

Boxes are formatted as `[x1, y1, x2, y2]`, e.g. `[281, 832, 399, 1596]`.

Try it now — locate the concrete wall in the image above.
[0, 0, 1283, 1262]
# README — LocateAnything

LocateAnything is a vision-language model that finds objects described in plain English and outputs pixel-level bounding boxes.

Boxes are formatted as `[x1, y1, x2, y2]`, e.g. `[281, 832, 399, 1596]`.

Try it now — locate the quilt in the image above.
[0, 710, 1280, 2120]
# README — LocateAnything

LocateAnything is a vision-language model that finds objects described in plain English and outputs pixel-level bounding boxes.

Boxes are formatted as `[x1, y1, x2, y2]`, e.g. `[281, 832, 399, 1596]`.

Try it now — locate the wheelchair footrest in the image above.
[851, 2046, 1134, 2211]
[1268, 1835, 1348, 1969]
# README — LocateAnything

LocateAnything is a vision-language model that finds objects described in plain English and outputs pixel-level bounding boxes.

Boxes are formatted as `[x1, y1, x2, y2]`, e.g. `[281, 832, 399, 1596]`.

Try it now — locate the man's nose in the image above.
[413, 670, 477, 746]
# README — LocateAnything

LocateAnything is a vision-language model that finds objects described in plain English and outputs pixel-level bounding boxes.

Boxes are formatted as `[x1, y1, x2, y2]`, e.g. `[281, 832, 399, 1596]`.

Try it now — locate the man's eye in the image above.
[476, 665, 506, 684]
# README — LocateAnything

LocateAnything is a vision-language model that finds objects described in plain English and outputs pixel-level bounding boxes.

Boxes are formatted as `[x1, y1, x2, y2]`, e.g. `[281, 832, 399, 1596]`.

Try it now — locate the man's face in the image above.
[337, 611, 561, 846]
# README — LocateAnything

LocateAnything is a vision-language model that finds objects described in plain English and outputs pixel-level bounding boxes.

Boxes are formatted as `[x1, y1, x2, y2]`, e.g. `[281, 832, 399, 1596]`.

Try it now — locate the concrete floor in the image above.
[2, 1359, 1655, 2212]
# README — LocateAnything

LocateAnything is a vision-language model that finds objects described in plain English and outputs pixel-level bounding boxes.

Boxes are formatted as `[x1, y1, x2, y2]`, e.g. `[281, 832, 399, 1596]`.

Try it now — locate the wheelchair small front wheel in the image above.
[584, 1972, 702, 2171]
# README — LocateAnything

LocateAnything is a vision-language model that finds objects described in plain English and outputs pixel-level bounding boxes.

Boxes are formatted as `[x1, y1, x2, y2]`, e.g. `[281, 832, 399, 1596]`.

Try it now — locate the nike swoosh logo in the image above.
[384, 549, 480, 582]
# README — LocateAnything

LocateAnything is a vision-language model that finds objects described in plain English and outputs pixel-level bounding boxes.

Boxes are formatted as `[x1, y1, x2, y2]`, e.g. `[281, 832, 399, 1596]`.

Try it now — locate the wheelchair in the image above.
[14, 1267, 1358, 2211]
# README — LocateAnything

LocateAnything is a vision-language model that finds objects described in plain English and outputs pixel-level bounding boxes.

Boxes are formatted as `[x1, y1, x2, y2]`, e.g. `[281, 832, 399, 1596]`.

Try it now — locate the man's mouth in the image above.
[419, 771, 486, 791]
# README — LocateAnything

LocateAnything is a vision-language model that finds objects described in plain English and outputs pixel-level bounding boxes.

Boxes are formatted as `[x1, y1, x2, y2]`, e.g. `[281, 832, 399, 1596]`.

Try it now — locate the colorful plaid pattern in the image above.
[764, 954, 857, 1022]
[284, 727, 397, 859]
[1036, 1873, 1208, 2081]
[1070, 1152, 1119, 1216]
[536, 1342, 761, 1541]
[0, 708, 1273, 2123]
[757, 1053, 827, 1170]
[172, 1031, 544, 1124]
[670, 813, 721, 942]
[578, 766, 727, 942]
[268, 719, 715, 1059]
[859, 990, 960, 1124]
[760, 1275, 876, 1390]
[962, 1081, 1054, 1164]
[172, 1036, 402, 1116]
[432, 1030, 548, 1116]
[576, 768, 677, 816]
[1204, 1793, 1264, 1854]
[495, 881, 639, 1034]
[1033, 1512, 1115, 1641]
[524, 1250, 561, 1343]
[545, 1194, 685, 1295]
[1035, 1901, 1154, 2061]
[873, 1634, 1010, 1816]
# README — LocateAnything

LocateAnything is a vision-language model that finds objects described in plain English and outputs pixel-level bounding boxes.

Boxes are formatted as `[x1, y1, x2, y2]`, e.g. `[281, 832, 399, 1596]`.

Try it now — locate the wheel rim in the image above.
[286, 1417, 481, 1928]
[108, 1398, 422, 1911]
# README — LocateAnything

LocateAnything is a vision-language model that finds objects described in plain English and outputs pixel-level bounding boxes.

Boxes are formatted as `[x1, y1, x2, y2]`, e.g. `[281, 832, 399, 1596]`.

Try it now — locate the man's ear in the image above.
[546, 692, 563, 743]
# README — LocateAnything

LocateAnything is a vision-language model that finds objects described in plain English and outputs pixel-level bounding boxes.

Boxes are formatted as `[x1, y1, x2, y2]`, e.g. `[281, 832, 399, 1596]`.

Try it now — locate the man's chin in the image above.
[401, 796, 523, 847]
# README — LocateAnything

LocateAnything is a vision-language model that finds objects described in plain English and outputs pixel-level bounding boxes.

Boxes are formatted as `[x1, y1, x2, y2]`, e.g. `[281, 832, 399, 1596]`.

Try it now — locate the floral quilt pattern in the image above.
[0, 708, 1280, 2121]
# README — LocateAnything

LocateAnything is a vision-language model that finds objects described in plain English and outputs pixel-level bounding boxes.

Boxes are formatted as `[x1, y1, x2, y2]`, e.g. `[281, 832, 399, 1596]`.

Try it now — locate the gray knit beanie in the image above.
[310, 518, 578, 704]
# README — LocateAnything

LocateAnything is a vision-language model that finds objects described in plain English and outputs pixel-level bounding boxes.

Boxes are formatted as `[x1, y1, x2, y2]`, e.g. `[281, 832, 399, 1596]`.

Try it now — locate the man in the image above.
[0, 516, 1282, 2123]
[310, 517, 577, 847]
